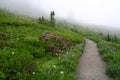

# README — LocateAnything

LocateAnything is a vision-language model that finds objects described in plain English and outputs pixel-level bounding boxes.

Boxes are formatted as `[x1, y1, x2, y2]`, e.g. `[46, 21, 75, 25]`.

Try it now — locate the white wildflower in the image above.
[32, 72, 35, 74]
[60, 71, 64, 74]
[66, 52, 68, 54]
[53, 65, 56, 68]
[56, 53, 58, 56]
[12, 52, 15, 55]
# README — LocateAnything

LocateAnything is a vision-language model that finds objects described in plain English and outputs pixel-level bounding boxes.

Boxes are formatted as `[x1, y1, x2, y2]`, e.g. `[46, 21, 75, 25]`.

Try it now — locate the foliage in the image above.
[38, 16, 49, 25]
[50, 11, 55, 27]
[38, 11, 56, 27]
[0, 49, 34, 80]
[37, 44, 84, 80]
[102, 33, 120, 43]
[95, 37, 120, 80]
[71, 24, 120, 80]
[38, 33, 72, 57]
[0, 9, 84, 80]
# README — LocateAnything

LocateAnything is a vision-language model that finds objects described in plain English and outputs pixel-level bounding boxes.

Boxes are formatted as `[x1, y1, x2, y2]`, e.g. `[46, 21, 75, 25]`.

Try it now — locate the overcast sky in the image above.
[0, 0, 120, 29]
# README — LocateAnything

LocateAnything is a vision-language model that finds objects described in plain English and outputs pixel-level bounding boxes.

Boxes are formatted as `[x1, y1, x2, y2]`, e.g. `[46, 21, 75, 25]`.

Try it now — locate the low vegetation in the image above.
[69, 24, 120, 80]
[74, 28, 120, 80]
[1, 8, 120, 80]
[97, 40, 120, 80]
[0, 9, 84, 80]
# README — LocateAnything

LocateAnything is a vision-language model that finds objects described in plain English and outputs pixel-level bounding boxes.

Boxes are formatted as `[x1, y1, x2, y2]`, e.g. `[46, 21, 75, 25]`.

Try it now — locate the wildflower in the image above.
[56, 53, 58, 56]
[66, 52, 68, 54]
[12, 52, 15, 55]
[48, 44, 59, 54]
[32, 72, 35, 74]
[53, 65, 56, 68]
[60, 71, 64, 74]
[111, 48, 115, 51]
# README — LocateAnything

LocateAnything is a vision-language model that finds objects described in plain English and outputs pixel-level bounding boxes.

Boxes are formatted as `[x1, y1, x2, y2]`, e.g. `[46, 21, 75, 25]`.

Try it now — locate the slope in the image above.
[0, 9, 84, 80]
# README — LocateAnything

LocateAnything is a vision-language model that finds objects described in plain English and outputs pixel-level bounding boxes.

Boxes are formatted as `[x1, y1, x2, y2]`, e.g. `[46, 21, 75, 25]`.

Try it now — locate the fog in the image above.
[0, 0, 120, 29]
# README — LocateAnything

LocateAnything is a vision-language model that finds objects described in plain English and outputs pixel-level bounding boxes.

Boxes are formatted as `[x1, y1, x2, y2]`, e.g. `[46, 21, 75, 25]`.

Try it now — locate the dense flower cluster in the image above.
[39, 33, 72, 55]
[48, 44, 59, 54]
[39, 33, 55, 41]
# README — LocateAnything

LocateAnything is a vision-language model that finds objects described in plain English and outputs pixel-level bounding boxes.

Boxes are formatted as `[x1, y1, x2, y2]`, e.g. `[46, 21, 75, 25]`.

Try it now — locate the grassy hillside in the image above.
[0, 9, 85, 80]
[1, 9, 120, 80]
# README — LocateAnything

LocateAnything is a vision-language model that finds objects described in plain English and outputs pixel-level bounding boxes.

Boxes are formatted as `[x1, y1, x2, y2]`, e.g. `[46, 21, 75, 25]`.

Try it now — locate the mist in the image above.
[0, 0, 120, 29]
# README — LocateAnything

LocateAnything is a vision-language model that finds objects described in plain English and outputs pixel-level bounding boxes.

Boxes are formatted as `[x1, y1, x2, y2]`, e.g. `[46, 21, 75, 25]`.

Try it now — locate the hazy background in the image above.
[0, 0, 120, 29]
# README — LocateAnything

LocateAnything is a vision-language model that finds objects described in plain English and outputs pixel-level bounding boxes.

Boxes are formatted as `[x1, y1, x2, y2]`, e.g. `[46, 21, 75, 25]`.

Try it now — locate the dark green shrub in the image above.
[106, 64, 120, 78]
[0, 49, 35, 79]
[32, 48, 46, 58]
[0, 41, 15, 48]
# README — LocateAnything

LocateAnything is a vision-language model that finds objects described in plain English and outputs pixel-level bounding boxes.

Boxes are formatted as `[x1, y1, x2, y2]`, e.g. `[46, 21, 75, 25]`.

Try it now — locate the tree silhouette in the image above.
[50, 11, 55, 27]
[38, 16, 45, 24]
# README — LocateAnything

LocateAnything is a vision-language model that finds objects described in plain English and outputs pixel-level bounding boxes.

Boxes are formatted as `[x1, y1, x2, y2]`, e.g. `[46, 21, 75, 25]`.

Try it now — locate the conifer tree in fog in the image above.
[38, 16, 45, 24]
[50, 11, 55, 27]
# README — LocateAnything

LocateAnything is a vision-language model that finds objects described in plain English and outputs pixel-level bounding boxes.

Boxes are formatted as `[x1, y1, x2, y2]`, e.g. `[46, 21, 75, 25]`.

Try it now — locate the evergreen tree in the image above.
[50, 11, 55, 27]
[38, 16, 45, 24]
[114, 34, 118, 42]
[107, 33, 110, 41]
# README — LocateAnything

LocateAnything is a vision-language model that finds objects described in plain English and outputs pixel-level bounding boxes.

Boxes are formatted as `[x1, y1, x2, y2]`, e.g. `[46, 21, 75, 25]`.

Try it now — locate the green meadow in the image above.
[0, 9, 120, 80]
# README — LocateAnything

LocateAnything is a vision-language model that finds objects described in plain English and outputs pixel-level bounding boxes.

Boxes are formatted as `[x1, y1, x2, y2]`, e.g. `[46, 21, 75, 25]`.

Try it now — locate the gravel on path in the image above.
[76, 39, 113, 80]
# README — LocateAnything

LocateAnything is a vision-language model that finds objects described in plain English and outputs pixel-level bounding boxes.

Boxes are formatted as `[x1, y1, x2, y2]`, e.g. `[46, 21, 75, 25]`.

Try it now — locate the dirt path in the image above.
[76, 39, 113, 80]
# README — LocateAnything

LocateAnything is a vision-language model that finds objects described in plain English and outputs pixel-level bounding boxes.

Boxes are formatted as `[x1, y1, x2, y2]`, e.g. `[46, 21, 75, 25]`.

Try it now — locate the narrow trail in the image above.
[76, 39, 113, 80]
